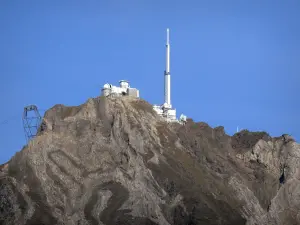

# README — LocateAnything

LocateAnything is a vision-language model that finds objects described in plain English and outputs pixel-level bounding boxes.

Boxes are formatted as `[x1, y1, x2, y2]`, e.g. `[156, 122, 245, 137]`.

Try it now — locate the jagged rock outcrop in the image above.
[0, 96, 300, 225]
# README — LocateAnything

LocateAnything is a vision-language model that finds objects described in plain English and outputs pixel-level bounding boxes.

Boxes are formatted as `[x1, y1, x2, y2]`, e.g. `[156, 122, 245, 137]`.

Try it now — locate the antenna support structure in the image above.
[152, 28, 188, 124]
[22, 105, 42, 143]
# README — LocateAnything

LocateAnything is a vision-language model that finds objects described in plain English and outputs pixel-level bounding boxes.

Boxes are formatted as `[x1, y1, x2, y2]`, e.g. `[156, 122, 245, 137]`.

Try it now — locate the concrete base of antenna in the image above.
[152, 104, 185, 124]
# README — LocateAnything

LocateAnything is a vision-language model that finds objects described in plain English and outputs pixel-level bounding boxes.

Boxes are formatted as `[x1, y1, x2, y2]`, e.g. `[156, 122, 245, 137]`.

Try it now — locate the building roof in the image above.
[119, 80, 129, 83]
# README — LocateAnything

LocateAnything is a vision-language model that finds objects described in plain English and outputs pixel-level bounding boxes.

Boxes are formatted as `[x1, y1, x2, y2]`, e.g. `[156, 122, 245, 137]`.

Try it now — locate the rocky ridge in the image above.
[0, 96, 300, 225]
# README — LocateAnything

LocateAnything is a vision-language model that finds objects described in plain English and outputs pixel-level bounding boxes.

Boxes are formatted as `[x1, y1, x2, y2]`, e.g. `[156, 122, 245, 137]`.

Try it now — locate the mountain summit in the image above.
[0, 96, 299, 225]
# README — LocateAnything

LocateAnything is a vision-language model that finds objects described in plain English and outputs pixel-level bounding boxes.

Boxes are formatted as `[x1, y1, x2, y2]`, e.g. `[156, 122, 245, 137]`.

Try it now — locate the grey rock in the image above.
[0, 96, 299, 225]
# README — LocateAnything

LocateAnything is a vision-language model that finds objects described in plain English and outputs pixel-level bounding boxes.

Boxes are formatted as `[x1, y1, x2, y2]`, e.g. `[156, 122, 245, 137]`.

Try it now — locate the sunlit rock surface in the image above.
[0, 96, 299, 225]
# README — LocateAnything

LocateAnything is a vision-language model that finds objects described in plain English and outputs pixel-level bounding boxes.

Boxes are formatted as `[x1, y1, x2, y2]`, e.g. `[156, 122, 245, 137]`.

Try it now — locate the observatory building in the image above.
[101, 80, 140, 98]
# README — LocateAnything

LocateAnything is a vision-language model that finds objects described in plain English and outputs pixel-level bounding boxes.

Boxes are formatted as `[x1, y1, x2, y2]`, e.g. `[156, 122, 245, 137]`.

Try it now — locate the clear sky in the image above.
[0, 0, 299, 164]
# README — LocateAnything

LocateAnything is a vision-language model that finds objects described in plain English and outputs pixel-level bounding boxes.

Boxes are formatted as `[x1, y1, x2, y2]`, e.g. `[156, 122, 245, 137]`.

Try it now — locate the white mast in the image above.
[164, 28, 171, 107]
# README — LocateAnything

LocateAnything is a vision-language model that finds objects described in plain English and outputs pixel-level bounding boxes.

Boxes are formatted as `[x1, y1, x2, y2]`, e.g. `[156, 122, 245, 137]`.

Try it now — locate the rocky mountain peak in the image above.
[0, 96, 299, 225]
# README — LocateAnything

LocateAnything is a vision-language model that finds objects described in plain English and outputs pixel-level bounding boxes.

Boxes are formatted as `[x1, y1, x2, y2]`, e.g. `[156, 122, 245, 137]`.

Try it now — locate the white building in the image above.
[101, 80, 139, 98]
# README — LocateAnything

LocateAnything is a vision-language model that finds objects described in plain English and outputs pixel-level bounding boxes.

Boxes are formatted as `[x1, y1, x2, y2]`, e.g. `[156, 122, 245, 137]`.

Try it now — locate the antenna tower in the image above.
[22, 105, 42, 143]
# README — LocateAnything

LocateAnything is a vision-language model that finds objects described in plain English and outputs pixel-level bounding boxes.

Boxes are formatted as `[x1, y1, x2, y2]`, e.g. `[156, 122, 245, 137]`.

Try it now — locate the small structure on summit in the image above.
[22, 105, 42, 143]
[101, 80, 140, 98]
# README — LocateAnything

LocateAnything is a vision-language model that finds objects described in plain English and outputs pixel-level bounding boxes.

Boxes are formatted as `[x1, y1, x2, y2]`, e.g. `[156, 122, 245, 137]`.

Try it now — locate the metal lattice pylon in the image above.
[22, 105, 42, 143]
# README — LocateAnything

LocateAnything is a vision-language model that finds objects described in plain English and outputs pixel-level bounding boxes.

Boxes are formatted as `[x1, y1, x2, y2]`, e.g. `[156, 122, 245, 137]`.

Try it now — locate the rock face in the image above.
[0, 96, 300, 225]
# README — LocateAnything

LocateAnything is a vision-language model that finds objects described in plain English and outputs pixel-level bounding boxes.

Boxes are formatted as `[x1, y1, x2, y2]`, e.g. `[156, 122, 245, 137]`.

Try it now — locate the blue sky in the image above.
[0, 0, 299, 164]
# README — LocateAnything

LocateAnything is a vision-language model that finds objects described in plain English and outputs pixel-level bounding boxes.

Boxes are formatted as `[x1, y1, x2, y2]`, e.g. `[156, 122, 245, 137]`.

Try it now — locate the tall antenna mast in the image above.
[164, 28, 171, 107]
